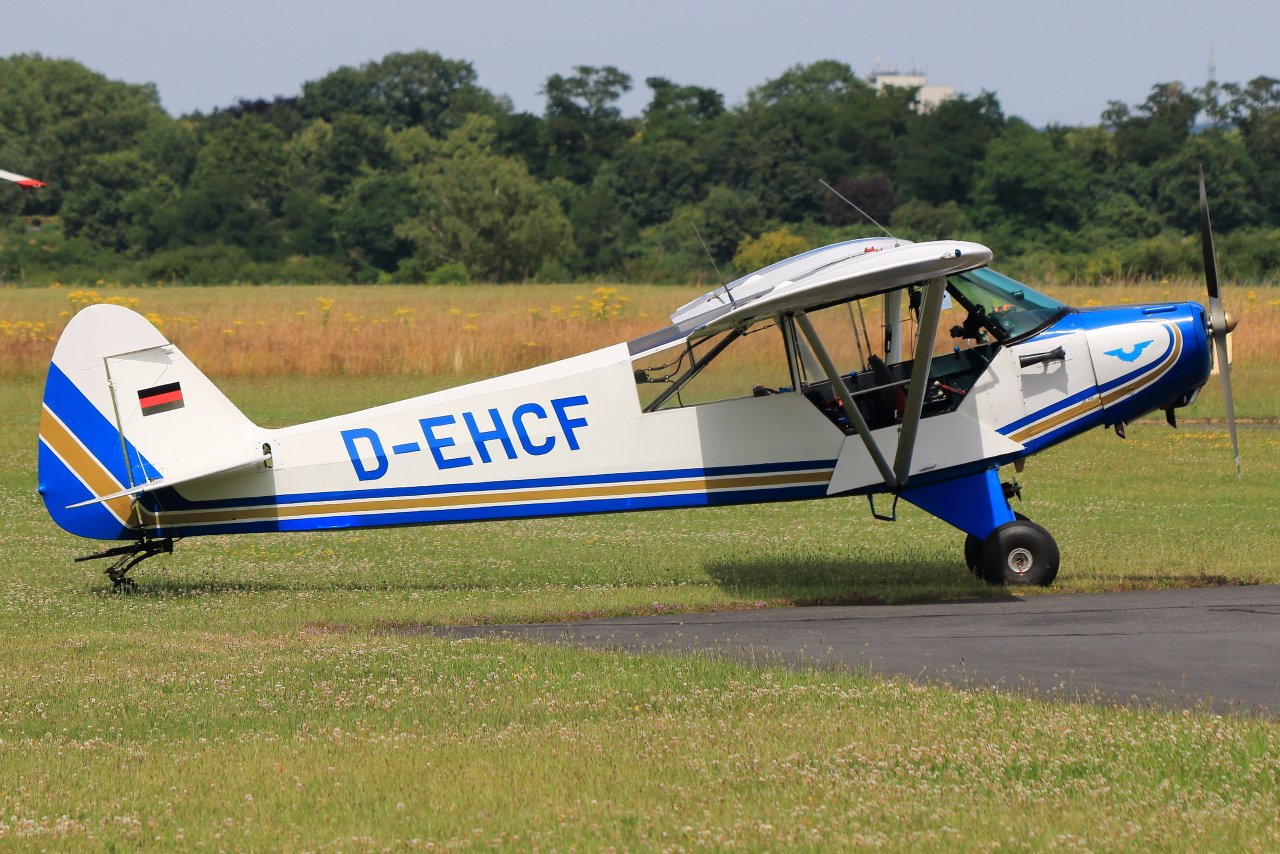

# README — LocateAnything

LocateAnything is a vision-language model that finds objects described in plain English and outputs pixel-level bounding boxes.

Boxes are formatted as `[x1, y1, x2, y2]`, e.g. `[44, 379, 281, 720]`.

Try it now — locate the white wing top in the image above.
[0, 168, 46, 188]
[629, 237, 993, 357]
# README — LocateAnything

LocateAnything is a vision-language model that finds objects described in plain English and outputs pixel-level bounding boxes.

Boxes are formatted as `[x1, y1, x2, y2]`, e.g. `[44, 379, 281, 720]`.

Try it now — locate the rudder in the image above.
[38, 304, 259, 540]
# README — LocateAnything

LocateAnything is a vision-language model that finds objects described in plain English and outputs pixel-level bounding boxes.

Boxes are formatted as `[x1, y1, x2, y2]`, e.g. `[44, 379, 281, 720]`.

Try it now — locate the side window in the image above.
[632, 321, 791, 410]
[796, 288, 998, 434]
[796, 300, 884, 376]
[896, 285, 996, 360]
[795, 289, 975, 377]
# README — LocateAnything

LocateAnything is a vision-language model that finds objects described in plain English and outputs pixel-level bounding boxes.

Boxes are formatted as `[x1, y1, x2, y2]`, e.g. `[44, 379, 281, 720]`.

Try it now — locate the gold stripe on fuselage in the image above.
[1008, 396, 1102, 444]
[139, 469, 833, 528]
[38, 405, 137, 526]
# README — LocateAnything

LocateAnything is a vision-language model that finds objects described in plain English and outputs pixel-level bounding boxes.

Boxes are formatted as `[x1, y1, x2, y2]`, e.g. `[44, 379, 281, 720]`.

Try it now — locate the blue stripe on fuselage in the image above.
[145, 458, 841, 512]
[146, 483, 832, 538]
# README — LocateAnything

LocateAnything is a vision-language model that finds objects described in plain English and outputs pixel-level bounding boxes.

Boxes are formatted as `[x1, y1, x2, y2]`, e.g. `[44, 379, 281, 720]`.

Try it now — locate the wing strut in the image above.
[893, 277, 947, 487]
[795, 312, 898, 490]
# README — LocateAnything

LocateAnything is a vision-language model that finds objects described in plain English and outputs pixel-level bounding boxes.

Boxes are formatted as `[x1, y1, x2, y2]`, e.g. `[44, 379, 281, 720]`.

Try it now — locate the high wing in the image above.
[0, 168, 46, 188]
[629, 237, 991, 358]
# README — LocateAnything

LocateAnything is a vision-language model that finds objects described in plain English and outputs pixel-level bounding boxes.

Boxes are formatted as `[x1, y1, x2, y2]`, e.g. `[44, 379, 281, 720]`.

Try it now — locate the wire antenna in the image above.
[819, 179, 898, 246]
[691, 222, 735, 305]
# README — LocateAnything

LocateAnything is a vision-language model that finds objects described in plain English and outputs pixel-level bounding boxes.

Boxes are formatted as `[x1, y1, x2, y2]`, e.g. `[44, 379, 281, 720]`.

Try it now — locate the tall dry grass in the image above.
[0, 285, 691, 381]
[1, 280, 1277, 383]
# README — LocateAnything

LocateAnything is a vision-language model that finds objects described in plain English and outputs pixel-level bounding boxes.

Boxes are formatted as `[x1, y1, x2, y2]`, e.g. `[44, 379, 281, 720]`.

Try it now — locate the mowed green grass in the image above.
[3, 371, 1280, 851]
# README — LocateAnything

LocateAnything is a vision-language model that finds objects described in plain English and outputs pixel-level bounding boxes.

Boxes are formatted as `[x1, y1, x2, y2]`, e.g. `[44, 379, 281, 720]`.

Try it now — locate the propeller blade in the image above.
[1199, 167, 1221, 302]
[1200, 166, 1240, 479]
[1214, 333, 1241, 479]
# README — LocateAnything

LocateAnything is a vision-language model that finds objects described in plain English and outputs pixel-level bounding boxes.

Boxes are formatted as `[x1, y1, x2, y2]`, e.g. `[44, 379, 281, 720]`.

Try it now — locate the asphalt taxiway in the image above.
[436, 585, 1280, 712]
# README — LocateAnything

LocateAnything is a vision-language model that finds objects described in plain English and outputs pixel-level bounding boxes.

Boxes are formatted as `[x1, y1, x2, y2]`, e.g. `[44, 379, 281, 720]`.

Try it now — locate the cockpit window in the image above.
[946, 268, 1067, 341]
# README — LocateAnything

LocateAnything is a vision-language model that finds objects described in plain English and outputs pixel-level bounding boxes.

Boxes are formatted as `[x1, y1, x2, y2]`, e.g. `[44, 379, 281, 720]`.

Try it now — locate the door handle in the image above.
[1018, 346, 1066, 368]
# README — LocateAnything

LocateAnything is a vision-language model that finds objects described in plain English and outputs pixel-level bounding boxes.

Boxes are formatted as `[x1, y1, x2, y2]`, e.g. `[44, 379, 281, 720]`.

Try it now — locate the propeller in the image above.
[1199, 166, 1241, 478]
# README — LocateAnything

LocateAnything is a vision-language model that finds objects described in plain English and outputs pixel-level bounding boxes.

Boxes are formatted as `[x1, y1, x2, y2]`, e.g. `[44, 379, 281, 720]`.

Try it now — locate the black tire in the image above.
[964, 534, 982, 574]
[964, 513, 1027, 576]
[978, 520, 1059, 587]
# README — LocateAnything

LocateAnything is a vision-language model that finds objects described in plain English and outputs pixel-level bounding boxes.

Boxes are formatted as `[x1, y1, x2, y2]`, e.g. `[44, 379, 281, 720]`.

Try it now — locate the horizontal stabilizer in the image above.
[65, 450, 268, 509]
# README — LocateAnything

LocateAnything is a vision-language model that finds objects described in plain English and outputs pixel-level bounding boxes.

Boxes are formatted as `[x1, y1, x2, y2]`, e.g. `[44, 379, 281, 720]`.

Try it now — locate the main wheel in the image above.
[978, 519, 1059, 587]
[964, 513, 1028, 576]
[964, 534, 982, 574]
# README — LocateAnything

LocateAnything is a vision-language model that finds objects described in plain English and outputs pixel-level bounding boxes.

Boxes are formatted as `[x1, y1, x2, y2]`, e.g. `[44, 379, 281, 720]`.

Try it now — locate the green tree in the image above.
[333, 174, 417, 275]
[892, 199, 972, 240]
[396, 116, 573, 281]
[299, 51, 502, 136]
[290, 114, 393, 196]
[605, 138, 710, 226]
[1091, 192, 1164, 239]
[746, 61, 911, 177]
[637, 185, 764, 282]
[642, 77, 724, 142]
[0, 53, 166, 215]
[59, 150, 151, 251]
[143, 117, 292, 259]
[971, 120, 1089, 245]
[1217, 76, 1280, 219]
[540, 66, 636, 184]
[734, 227, 810, 273]
[723, 61, 914, 221]
[897, 93, 1004, 205]
[540, 178, 636, 277]
[194, 97, 306, 140]
[1103, 82, 1203, 167]
[191, 116, 290, 199]
[1150, 133, 1259, 232]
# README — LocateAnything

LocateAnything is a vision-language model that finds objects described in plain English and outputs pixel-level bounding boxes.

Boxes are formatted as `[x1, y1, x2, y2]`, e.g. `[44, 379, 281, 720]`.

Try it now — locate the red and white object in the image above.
[0, 168, 46, 188]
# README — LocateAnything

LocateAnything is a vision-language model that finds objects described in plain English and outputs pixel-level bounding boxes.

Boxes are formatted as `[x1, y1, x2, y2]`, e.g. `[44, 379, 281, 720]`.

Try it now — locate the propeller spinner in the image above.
[1199, 166, 1241, 478]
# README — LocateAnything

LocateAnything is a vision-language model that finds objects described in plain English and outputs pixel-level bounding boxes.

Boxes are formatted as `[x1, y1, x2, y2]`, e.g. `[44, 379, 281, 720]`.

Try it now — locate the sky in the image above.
[4, 0, 1277, 126]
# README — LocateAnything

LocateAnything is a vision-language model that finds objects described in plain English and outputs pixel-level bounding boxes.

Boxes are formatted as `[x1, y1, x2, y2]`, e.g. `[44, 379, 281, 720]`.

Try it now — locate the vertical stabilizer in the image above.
[38, 305, 258, 540]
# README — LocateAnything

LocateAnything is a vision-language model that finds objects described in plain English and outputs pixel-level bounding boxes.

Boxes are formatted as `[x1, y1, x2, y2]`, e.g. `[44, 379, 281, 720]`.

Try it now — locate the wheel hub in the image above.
[1007, 547, 1034, 575]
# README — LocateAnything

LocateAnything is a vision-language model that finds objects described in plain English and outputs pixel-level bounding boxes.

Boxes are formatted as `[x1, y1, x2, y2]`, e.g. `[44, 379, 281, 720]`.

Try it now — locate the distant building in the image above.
[866, 63, 955, 110]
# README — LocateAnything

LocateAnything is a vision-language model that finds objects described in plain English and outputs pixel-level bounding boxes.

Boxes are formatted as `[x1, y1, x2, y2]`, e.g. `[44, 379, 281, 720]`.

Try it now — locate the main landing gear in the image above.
[897, 469, 1060, 587]
[76, 537, 174, 592]
[964, 513, 1059, 587]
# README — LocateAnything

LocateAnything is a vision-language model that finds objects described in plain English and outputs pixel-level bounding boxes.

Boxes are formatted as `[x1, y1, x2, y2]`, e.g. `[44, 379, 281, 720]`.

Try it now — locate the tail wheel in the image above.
[964, 512, 1029, 577]
[978, 519, 1059, 587]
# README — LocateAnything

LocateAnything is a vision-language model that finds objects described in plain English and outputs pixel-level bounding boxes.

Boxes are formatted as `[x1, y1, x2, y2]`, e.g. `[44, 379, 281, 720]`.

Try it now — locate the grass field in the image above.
[2, 280, 1280, 851]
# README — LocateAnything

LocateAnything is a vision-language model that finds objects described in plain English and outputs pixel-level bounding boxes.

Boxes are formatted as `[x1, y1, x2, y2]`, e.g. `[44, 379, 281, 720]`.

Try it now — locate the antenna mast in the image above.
[691, 222, 735, 305]
[819, 179, 899, 246]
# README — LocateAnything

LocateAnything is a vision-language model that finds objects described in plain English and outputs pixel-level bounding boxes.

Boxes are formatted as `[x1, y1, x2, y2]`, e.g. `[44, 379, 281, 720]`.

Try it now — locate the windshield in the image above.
[946, 268, 1067, 341]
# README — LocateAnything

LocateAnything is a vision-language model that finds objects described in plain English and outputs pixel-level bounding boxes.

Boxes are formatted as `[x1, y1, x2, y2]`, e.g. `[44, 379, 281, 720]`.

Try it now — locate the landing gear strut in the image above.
[76, 538, 173, 591]
[965, 515, 1058, 586]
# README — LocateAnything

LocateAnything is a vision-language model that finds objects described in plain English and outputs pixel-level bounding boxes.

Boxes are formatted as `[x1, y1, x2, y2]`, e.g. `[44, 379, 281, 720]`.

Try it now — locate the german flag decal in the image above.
[138, 381, 184, 416]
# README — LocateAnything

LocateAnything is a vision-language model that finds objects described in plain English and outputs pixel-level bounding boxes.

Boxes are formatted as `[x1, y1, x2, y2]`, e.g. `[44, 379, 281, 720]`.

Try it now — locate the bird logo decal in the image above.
[1104, 340, 1154, 362]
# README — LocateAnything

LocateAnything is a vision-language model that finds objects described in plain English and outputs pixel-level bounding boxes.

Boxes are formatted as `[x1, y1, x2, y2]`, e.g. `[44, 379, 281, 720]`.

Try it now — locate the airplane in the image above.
[1, 168, 46, 230]
[36, 172, 1240, 590]
[0, 168, 47, 189]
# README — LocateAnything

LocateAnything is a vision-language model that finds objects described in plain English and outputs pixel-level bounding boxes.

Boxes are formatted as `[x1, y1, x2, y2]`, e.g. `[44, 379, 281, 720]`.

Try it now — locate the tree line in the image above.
[2, 51, 1279, 285]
